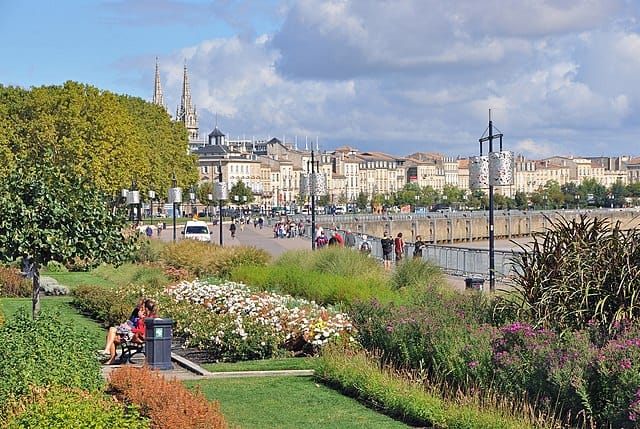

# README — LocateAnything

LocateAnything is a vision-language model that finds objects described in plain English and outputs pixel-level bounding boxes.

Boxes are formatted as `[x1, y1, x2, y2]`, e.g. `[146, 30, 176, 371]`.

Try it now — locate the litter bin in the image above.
[145, 318, 173, 370]
[465, 277, 484, 291]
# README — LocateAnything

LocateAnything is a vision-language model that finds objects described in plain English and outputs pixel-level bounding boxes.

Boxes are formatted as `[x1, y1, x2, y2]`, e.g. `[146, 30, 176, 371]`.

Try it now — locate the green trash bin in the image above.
[144, 318, 173, 370]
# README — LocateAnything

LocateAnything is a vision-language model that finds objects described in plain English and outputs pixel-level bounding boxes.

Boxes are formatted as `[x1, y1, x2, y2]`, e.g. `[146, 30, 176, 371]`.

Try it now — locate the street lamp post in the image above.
[471, 110, 512, 293]
[189, 188, 196, 218]
[414, 194, 419, 213]
[575, 194, 580, 210]
[168, 174, 182, 242]
[148, 190, 156, 223]
[214, 161, 226, 246]
[542, 194, 547, 210]
[207, 193, 213, 223]
[609, 194, 614, 209]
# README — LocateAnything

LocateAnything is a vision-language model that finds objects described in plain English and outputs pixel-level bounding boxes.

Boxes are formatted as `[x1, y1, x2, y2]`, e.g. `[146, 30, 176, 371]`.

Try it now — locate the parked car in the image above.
[181, 220, 212, 242]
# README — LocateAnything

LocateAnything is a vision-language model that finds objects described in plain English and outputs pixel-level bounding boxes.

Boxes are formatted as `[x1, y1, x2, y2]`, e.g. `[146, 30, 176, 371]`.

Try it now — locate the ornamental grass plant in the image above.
[161, 239, 271, 278]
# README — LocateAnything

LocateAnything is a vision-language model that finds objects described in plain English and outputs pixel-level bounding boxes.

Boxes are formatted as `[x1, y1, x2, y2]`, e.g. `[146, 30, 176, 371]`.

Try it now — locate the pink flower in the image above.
[468, 361, 478, 367]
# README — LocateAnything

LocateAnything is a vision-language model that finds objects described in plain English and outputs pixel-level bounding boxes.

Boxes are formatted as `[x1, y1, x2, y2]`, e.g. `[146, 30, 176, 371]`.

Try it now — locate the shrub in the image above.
[161, 240, 270, 278]
[350, 298, 496, 389]
[0, 309, 104, 410]
[163, 279, 355, 360]
[0, 265, 31, 297]
[108, 366, 229, 429]
[133, 235, 164, 263]
[315, 346, 538, 429]
[72, 283, 161, 328]
[502, 215, 640, 334]
[390, 257, 445, 292]
[3, 385, 149, 428]
[45, 260, 68, 272]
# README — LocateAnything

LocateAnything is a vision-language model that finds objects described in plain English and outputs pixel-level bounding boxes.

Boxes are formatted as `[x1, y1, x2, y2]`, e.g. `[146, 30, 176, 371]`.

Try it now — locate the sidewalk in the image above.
[100, 352, 313, 381]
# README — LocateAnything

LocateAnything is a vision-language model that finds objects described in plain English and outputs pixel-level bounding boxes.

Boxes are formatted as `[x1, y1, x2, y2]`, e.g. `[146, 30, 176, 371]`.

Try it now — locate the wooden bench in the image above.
[119, 339, 145, 364]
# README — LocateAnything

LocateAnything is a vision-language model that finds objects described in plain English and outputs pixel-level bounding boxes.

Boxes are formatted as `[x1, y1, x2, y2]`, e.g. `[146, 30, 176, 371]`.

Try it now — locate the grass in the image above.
[201, 357, 316, 372]
[187, 376, 410, 429]
[44, 263, 168, 291]
[0, 296, 106, 349]
[43, 270, 117, 289]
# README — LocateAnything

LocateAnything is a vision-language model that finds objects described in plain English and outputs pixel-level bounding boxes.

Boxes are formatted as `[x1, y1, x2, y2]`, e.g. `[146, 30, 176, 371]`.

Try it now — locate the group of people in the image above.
[380, 232, 426, 270]
[100, 297, 158, 365]
[273, 219, 306, 239]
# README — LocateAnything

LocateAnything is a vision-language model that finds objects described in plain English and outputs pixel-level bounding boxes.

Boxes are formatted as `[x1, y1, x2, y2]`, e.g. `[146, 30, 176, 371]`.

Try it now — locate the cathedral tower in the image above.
[152, 57, 165, 108]
[176, 61, 199, 141]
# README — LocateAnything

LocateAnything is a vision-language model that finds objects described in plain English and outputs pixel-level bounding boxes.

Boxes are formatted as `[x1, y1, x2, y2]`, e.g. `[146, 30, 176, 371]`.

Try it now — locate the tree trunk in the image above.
[31, 262, 40, 319]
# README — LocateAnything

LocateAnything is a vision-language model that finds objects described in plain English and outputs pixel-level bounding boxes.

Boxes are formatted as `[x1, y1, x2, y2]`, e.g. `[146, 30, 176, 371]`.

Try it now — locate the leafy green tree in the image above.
[0, 154, 136, 318]
[356, 191, 368, 210]
[229, 180, 255, 205]
[0, 82, 198, 199]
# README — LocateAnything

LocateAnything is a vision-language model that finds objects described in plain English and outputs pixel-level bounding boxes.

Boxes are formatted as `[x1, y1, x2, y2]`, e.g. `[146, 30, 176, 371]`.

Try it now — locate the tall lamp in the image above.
[301, 150, 326, 250]
[470, 110, 513, 292]
[214, 161, 228, 246]
[168, 174, 182, 242]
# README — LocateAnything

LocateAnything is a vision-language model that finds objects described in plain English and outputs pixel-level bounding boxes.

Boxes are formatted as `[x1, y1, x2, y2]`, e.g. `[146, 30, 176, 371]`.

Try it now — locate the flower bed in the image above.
[163, 279, 356, 361]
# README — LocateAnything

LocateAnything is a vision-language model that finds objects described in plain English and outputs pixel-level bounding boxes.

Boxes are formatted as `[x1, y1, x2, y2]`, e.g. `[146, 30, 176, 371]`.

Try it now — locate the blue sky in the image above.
[3, 0, 640, 159]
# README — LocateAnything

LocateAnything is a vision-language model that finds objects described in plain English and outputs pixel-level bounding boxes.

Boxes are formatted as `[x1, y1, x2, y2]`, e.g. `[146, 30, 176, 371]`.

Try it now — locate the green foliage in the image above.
[161, 240, 270, 278]
[133, 234, 164, 263]
[45, 260, 68, 272]
[0, 266, 31, 297]
[3, 386, 150, 428]
[390, 258, 445, 292]
[0, 151, 137, 270]
[0, 82, 197, 194]
[191, 373, 410, 429]
[500, 214, 640, 334]
[315, 346, 537, 429]
[0, 309, 104, 410]
[72, 284, 148, 327]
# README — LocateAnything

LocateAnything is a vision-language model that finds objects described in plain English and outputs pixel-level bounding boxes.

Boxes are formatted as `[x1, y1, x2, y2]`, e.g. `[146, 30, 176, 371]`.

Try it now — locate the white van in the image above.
[182, 220, 211, 242]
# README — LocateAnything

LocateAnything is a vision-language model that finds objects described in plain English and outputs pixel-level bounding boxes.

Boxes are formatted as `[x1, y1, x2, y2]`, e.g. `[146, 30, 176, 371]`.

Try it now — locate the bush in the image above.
[390, 257, 445, 292]
[315, 346, 538, 429]
[0, 266, 31, 297]
[3, 385, 149, 428]
[133, 235, 164, 263]
[0, 309, 104, 411]
[502, 215, 640, 334]
[161, 240, 270, 278]
[46, 260, 68, 272]
[108, 366, 229, 429]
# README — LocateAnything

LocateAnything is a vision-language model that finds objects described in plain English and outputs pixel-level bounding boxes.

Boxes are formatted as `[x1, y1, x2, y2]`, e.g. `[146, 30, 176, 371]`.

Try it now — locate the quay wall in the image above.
[314, 210, 640, 243]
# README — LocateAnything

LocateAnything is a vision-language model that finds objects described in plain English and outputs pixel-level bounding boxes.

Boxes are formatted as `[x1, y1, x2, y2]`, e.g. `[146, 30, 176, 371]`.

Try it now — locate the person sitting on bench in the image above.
[101, 298, 158, 365]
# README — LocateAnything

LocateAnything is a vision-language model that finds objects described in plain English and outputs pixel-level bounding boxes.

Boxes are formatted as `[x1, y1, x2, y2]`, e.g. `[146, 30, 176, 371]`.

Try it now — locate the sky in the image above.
[2, 0, 640, 160]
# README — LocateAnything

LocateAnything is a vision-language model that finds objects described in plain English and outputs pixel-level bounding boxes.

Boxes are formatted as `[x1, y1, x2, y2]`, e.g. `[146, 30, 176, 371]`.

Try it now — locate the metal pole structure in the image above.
[172, 175, 178, 242]
[311, 150, 317, 250]
[218, 161, 224, 246]
[478, 111, 502, 293]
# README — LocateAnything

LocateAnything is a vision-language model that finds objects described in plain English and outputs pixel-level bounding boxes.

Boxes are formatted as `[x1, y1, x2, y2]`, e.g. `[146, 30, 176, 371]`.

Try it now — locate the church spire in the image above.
[152, 57, 165, 108]
[176, 60, 199, 141]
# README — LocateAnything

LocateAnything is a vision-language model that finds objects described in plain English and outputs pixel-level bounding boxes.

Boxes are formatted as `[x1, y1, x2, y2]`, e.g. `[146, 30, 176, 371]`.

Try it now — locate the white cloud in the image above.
[153, 0, 640, 160]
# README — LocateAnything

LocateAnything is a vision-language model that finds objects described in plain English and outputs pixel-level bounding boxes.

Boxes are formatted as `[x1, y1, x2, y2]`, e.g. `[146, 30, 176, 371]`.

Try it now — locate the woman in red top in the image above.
[101, 298, 158, 365]
[394, 232, 405, 263]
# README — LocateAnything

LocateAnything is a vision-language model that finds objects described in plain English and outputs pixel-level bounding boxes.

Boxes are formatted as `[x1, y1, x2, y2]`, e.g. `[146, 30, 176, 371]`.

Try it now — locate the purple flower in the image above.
[468, 361, 478, 367]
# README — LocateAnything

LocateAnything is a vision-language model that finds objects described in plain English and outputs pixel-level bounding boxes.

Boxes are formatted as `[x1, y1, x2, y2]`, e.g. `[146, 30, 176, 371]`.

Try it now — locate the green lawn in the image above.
[1, 296, 106, 349]
[187, 376, 409, 429]
[43, 271, 116, 289]
[201, 357, 316, 372]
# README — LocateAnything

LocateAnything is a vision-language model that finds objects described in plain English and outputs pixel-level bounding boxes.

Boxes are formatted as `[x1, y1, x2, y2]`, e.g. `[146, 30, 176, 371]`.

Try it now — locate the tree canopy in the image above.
[0, 82, 198, 197]
[0, 153, 137, 316]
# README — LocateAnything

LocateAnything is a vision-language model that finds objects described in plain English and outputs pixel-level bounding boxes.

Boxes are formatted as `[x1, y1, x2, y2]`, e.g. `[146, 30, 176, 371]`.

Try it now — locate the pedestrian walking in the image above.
[394, 232, 405, 263]
[381, 231, 394, 271]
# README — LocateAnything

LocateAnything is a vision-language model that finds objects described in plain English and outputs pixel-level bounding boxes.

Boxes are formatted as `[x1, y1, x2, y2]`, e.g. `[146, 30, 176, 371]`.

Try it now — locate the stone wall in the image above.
[325, 210, 640, 243]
